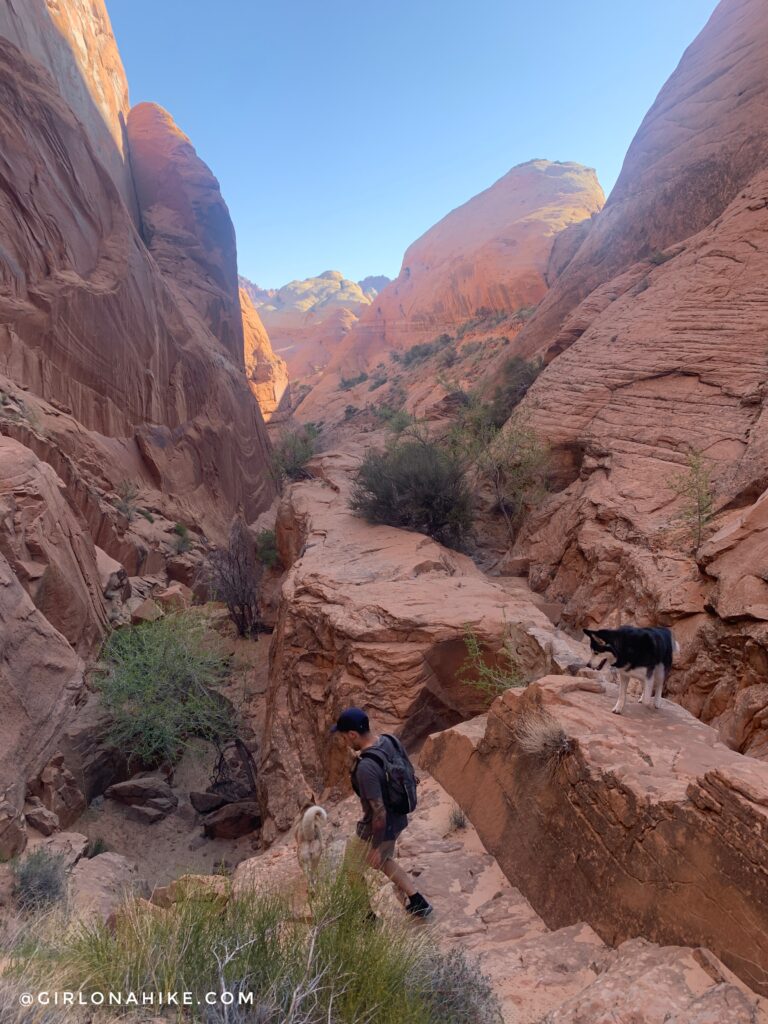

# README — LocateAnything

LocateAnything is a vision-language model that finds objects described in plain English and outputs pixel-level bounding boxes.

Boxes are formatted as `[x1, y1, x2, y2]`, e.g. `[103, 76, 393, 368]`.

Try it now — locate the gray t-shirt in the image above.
[353, 735, 409, 842]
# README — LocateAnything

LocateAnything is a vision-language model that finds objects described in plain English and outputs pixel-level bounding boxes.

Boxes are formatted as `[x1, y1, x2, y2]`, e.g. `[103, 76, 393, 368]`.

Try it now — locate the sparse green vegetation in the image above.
[456, 309, 507, 339]
[351, 436, 473, 548]
[12, 849, 66, 912]
[668, 449, 715, 551]
[25, 866, 502, 1024]
[392, 334, 454, 368]
[271, 424, 319, 482]
[137, 508, 155, 523]
[344, 404, 359, 421]
[173, 522, 192, 553]
[339, 371, 369, 391]
[460, 623, 525, 703]
[515, 305, 537, 322]
[369, 374, 388, 391]
[255, 528, 281, 569]
[375, 406, 414, 433]
[648, 249, 675, 266]
[96, 611, 233, 768]
[115, 479, 139, 521]
[449, 805, 467, 831]
[487, 356, 543, 427]
[85, 838, 108, 859]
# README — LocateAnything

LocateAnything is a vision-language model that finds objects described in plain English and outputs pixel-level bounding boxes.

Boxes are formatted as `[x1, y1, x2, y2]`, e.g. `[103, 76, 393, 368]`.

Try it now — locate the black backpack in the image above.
[354, 734, 418, 815]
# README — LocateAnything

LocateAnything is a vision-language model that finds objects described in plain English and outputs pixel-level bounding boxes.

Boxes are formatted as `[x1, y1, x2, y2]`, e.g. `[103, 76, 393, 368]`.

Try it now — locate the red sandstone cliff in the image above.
[241, 287, 290, 420]
[0, 0, 134, 211]
[0, 4, 276, 844]
[503, 0, 768, 756]
[513, 0, 768, 363]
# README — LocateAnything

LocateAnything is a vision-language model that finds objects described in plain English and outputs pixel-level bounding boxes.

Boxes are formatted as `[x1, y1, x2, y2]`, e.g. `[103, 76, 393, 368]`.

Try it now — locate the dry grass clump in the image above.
[514, 707, 575, 776]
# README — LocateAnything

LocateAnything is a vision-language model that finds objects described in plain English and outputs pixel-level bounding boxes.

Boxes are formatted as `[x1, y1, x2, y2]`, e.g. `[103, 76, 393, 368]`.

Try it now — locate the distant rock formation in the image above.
[334, 160, 604, 369]
[357, 274, 390, 299]
[241, 287, 290, 420]
[239, 270, 379, 379]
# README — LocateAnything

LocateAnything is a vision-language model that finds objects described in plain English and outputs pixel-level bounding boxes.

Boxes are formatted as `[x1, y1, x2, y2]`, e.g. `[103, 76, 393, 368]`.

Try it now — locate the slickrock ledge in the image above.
[257, 444, 585, 839]
[422, 674, 768, 996]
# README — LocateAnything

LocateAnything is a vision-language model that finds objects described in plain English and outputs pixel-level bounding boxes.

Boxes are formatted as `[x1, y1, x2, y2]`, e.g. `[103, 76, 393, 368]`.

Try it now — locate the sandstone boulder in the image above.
[202, 801, 261, 839]
[38, 832, 89, 869]
[106, 777, 178, 821]
[423, 674, 768, 995]
[154, 582, 193, 611]
[151, 874, 229, 909]
[130, 597, 164, 625]
[24, 799, 59, 837]
[29, 753, 87, 829]
[69, 853, 144, 923]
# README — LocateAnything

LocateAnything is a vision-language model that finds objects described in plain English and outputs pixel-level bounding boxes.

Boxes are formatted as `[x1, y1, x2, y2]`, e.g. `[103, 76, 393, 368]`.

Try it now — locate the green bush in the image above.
[115, 479, 138, 521]
[96, 612, 233, 768]
[173, 522, 192, 553]
[344, 404, 359, 421]
[368, 374, 388, 391]
[488, 356, 543, 427]
[41, 866, 501, 1024]
[13, 849, 66, 912]
[271, 424, 318, 482]
[255, 528, 281, 569]
[668, 449, 714, 551]
[350, 439, 473, 548]
[339, 371, 369, 391]
[137, 508, 155, 523]
[460, 624, 525, 703]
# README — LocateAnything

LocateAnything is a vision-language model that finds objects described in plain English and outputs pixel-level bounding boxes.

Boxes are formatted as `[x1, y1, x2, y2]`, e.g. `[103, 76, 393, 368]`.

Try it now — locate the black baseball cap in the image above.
[330, 707, 370, 734]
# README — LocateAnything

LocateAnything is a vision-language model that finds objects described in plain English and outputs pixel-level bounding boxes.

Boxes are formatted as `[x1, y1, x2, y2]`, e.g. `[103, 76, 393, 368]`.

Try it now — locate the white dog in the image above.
[295, 805, 328, 886]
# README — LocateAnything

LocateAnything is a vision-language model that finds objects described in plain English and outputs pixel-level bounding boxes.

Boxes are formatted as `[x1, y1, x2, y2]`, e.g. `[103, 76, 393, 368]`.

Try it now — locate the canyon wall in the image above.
[502, 0, 768, 757]
[0, 1, 277, 847]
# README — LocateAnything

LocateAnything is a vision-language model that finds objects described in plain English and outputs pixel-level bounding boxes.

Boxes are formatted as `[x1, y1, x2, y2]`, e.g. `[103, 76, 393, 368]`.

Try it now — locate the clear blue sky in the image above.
[109, 0, 718, 289]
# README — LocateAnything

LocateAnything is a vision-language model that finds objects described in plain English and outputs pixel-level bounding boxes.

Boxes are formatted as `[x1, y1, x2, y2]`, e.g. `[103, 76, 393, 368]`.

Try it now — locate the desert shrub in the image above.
[437, 346, 458, 368]
[255, 528, 281, 569]
[96, 611, 233, 767]
[668, 449, 714, 550]
[375, 405, 413, 433]
[344, 404, 359, 421]
[271, 424, 318, 482]
[115, 479, 138, 521]
[460, 624, 525, 703]
[488, 356, 543, 426]
[137, 508, 155, 523]
[648, 249, 674, 265]
[447, 405, 548, 541]
[350, 439, 473, 548]
[173, 522, 192, 553]
[516, 305, 537, 321]
[85, 838, 107, 858]
[205, 515, 263, 636]
[408, 946, 503, 1024]
[13, 850, 66, 912]
[33, 865, 502, 1024]
[398, 334, 454, 368]
[339, 371, 369, 391]
[515, 707, 574, 777]
[368, 374, 388, 391]
[449, 805, 467, 831]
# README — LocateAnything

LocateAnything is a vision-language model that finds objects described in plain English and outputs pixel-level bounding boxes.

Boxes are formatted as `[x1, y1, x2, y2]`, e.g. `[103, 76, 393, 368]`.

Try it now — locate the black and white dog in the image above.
[583, 626, 679, 715]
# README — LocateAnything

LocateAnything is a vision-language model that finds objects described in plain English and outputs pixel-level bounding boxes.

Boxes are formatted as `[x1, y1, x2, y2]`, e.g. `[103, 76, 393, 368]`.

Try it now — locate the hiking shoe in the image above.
[406, 892, 433, 918]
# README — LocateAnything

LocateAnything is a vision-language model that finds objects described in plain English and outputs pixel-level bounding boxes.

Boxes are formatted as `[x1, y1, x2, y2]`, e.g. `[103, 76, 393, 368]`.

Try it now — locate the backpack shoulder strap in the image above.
[380, 733, 405, 754]
[359, 748, 389, 772]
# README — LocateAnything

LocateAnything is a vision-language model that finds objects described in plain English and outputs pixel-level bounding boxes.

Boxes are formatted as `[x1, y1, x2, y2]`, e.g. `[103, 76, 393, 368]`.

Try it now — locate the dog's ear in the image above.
[583, 628, 595, 638]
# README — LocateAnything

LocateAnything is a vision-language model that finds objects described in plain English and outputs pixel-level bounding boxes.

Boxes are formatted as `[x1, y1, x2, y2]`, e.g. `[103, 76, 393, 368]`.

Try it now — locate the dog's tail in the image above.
[298, 805, 327, 841]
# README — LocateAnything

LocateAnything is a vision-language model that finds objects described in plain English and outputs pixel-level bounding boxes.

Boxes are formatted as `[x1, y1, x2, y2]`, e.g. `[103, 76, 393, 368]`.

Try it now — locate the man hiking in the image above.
[331, 707, 433, 918]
